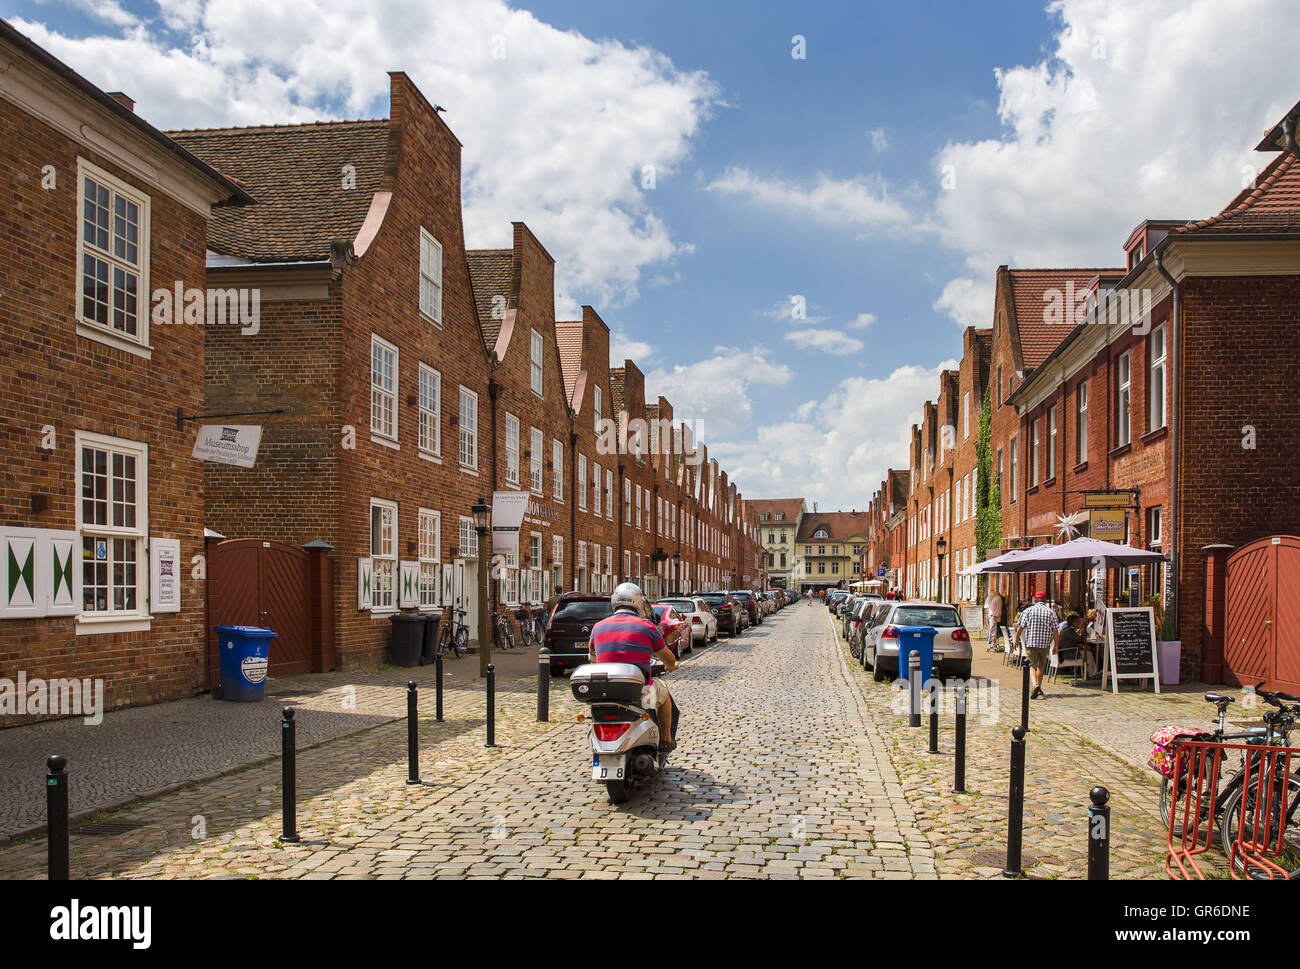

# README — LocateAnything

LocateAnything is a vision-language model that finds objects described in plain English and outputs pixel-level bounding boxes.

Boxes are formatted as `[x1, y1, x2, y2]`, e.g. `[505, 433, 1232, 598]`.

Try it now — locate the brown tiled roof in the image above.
[748, 498, 804, 523]
[554, 320, 584, 404]
[169, 120, 389, 261]
[1008, 268, 1124, 368]
[465, 249, 514, 354]
[1173, 151, 1300, 235]
[796, 511, 870, 543]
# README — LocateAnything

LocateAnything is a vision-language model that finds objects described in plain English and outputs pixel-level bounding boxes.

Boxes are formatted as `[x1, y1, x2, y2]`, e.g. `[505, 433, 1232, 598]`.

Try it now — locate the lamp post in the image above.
[472, 496, 491, 678]
[936, 535, 948, 603]
[673, 550, 681, 594]
[730, 566, 737, 591]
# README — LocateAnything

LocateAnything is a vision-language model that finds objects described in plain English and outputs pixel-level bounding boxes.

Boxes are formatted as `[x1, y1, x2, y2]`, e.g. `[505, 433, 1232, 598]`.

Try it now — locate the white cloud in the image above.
[868, 127, 889, 152]
[785, 328, 864, 354]
[609, 329, 653, 366]
[756, 296, 827, 325]
[11, 0, 719, 309]
[932, 0, 1300, 301]
[847, 312, 876, 329]
[707, 166, 916, 232]
[645, 348, 795, 441]
[710, 359, 958, 509]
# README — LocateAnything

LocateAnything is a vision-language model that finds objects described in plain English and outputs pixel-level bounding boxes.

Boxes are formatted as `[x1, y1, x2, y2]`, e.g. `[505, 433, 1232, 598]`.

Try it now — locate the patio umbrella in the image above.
[993, 536, 1167, 573]
[959, 547, 1034, 575]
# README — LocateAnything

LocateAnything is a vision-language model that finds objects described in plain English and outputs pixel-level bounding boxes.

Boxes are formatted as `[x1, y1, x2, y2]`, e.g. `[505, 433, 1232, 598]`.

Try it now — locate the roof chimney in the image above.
[107, 92, 135, 112]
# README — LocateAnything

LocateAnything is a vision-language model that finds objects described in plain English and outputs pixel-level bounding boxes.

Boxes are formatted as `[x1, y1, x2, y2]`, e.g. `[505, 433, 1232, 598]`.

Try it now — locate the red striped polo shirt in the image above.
[590, 610, 665, 681]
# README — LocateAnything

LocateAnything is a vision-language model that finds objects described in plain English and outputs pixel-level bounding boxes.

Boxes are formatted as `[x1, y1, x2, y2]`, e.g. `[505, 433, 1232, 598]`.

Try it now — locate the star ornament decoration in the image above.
[1055, 511, 1088, 540]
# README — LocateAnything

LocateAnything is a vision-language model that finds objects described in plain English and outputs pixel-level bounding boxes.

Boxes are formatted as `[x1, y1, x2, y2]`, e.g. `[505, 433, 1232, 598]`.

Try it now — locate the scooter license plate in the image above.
[592, 754, 626, 781]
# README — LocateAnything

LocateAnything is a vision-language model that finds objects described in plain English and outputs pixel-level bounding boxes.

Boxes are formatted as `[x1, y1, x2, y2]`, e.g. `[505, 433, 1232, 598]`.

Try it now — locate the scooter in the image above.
[571, 659, 680, 804]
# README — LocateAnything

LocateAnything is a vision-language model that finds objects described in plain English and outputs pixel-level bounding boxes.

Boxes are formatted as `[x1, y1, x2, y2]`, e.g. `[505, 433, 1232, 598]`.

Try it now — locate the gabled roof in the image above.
[748, 498, 805, 523]
[609, 368, 626, 416]
[169, 120, 388, 261]
[1173, 151, 1300, 235]
[1006, 268, 1124, 369]
[554, 320, 584, 404]
[465, 249, 513, 354]
[796, 511, 870, 543]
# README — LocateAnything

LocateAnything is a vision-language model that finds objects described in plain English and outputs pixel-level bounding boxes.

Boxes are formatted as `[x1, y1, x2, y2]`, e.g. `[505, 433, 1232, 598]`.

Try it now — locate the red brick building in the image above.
[0, 19, 251, 717]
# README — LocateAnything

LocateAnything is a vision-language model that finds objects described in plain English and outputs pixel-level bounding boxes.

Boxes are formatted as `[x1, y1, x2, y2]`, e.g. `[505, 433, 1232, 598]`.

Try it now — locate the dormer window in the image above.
[813, 528, 829, 539]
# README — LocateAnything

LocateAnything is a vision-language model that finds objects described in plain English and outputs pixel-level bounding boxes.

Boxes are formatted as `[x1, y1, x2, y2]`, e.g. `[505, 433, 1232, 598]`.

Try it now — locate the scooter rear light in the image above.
[594, 723, 631, 742]
[880, 625, 898, 639]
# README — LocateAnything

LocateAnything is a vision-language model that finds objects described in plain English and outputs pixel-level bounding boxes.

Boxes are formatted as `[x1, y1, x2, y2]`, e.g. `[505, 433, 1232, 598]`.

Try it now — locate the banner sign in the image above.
[1102, 606, 1160, 695]
[149, 538, 182, 613]
[192, 425, 262, 468]
[1084, 492, 1134, 509]
[491, 491, 531, 556]
[1088, 508, 1127, 541]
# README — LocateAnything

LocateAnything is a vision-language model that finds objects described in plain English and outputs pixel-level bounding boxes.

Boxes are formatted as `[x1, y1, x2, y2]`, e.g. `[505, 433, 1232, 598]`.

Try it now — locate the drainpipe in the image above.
[1154, 247, 1181, 638]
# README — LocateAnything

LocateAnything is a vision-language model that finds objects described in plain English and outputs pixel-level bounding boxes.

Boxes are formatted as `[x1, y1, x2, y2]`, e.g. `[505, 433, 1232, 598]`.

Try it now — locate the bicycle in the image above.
[493, 610, 517, 651]
[515, 604, 547, 648]
[440, 607, 469, 658]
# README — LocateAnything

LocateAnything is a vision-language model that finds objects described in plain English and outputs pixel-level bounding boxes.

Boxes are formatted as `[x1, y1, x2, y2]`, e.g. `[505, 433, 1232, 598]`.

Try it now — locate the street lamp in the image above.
[730, 566, 737, 590]
[673, 550, 681, 594]
[472, 496, 491, 677]
[936, 535, 947, 603]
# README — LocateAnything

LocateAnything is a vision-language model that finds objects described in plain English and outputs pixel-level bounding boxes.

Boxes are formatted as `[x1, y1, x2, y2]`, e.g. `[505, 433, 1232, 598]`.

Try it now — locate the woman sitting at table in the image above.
[1057, 612, 1091, 677]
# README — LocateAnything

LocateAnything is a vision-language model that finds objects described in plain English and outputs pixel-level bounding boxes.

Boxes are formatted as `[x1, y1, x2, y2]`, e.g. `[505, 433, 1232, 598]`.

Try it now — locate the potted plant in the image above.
[1156, 606, 1180, 686]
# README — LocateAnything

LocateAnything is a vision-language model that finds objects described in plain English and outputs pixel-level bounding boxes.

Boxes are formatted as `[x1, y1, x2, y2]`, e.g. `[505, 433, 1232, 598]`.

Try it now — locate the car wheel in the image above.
[872, 664, 886, 682]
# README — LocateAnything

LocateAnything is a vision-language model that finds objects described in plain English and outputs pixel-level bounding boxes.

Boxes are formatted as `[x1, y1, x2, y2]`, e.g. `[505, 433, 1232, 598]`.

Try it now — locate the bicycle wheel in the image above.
[452, 627, 468, 658]
[1221, 774, 1300, 879]
[498, 621, 515, 650]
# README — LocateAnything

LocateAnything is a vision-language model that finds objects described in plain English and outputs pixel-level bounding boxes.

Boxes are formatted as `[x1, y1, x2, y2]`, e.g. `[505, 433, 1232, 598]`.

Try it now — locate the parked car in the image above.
[650, 603, 688, 659]
[853, 600, 893, 661]
[545, 593, 614, 675]
[731, 590, 762, 626]
[862, 600, 973, 682]
[847, 597, 881, 656]
[656, 596, 717, 646]
[695, 591, 743, 635]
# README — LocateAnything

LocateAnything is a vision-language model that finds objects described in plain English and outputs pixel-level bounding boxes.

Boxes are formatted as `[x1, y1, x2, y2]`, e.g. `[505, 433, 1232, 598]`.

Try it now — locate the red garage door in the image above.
[1225, 536, 1300, 694]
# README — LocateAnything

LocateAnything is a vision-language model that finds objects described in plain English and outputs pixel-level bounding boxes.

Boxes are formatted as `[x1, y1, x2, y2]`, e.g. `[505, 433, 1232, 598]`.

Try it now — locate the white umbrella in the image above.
[995, 536, 1166, 573]
[959, 547, 1034, 576]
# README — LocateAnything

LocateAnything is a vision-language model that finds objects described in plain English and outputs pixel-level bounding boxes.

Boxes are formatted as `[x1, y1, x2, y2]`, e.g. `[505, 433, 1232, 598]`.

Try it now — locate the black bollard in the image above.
[537, 647, 551, 722]
[907, 651, 922, 727]
[435, 647, 444, 722]
[1020, 653, 1031, 733]
[406, 681, 420, 785]
[953, 682, 967, 793]
[46, 754, 69, 881]
[485, 663, 498, 748]
[1088, 786, 1110, 880]
[928, 681, 940, 754]
[281, 707, 300, 843]
[1002, 724, 1026, 878]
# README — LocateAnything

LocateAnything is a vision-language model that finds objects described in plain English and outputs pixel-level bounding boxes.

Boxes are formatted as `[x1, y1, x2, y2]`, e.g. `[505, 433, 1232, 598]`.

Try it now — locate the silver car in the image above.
[657, 596, 717, 646]
[862, 600, 973, 682]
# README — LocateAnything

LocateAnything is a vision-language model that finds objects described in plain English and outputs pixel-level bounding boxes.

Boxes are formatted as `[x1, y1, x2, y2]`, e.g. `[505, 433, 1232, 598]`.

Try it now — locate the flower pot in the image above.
[1158, 640, 1181, 685]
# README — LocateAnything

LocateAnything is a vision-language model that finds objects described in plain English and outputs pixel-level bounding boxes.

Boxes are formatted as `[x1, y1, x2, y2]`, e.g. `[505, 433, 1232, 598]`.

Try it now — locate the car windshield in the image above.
[660, 600, 695, 613]
[890, 606, 961, 627]
[697, 594, 727, 603]
[551, 599, 614, 623]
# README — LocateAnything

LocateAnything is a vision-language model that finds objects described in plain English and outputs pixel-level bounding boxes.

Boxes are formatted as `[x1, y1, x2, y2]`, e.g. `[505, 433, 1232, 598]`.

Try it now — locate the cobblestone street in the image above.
[0, 603, 1223, 879]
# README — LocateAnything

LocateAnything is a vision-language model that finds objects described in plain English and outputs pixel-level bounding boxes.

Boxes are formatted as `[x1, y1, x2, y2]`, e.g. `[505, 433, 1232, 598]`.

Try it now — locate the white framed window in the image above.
[553, 535, 565, 587]
[369, 499, 397, 611]
[419, 228, 443, 324]
[1117, 350, 1132, 447]
[418, 364, 440, 457]
[593, 385, 603, 434]
[963, 392, 970, 440]
[553, 439, 564, 501]
[418, 508, 441, 609]
[624, 477, 632, 525]
[578, 454, 588, 510]
[530, 329, 544, 396]
[77, 159, 149, 350]
[635, 485, 642, 528]
[1076, 381, 1088, 465]
[459, 516, 478, 559]
[370, 334, 398, 443]
[592, 462, 601, 515]
[1009, 436, 1019, 503]
[459, 387, 478, 469]
[76, 432, 147, 622]
[530, 427, 543, 494]
[529, 532, 543, 570]
[1149, 326, 1166, 431]
[505, 413, 520, 486]
[606, 470, 614, 521]
[1030, 419, 1040, 487]
[1047, 405, 1057, 480]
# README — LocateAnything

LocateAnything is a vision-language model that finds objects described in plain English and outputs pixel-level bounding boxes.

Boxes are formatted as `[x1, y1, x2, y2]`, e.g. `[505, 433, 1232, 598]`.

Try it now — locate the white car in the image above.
[862, 600, 973, 682]
[656, 596, 718, 645]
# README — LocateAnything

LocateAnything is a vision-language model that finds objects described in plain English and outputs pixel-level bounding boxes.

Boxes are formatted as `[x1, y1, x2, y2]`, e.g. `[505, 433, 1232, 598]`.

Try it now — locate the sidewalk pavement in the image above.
[0, 646, 545, 844]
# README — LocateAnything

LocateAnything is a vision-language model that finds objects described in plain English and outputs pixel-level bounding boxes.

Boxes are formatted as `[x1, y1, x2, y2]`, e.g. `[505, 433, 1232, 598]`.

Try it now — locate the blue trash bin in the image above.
[895, 625, 937, 683]
[213, 625, 278, 701]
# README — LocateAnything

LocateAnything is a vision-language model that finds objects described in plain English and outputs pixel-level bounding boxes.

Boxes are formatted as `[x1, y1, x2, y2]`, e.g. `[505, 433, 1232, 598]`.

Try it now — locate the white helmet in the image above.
[611, 581, 644, 611]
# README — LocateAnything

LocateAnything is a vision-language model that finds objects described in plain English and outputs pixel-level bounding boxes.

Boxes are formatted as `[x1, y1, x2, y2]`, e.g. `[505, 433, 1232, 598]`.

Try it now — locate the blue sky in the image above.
[8, 0, 1297, 507]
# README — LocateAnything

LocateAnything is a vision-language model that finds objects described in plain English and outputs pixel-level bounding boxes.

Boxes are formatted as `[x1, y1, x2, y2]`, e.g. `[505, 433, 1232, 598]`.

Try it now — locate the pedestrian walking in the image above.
[985, 587, 1005, 651]
[1013, 590, 1059, 699]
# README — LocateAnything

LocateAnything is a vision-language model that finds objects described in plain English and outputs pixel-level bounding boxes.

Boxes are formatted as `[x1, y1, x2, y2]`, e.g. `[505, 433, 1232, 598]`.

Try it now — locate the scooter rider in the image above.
[588, 582, 679, 751]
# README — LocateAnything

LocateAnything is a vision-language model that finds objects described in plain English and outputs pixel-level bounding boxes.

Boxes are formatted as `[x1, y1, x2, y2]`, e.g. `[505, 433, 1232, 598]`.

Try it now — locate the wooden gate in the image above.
[206, 538, 324, 686]
[1224, 536, 1300, 693]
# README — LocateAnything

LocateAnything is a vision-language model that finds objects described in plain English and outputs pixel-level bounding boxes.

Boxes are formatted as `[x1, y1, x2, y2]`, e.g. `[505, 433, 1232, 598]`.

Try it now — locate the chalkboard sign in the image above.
[1102, 607, 1160, 694]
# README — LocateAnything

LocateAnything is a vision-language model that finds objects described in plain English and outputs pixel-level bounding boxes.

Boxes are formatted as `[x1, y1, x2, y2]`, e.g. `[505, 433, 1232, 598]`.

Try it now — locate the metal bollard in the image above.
[46, 754, 69, 880]
[1002, 724, 1026, 877]
[406, 681, 420, 785]
[908, 652, 922, 727]
[485, 663, 498, 748]
[928, 681, 940, 753]
[281, 707, 300, 843]
[953, 682, 967, 793]
[435, 648, 444, 722]
[537, 647, 551, 722]
[1088, 786, 1110, 880]
[1020, 654, 1031, 733]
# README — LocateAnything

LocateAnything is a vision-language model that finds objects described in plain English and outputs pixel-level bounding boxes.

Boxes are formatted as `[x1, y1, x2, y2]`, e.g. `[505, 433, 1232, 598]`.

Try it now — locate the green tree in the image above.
[974, 388, 1002, 596]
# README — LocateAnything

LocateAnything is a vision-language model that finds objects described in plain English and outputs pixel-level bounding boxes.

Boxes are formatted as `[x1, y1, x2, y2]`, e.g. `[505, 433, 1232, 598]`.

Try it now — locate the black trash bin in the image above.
[420, 614, 442, 665]
[389, 613, 426, 667]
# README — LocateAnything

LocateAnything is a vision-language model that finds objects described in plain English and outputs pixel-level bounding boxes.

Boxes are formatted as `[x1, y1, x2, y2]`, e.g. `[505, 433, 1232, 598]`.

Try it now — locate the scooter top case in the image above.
[570, 663, 646, 704]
